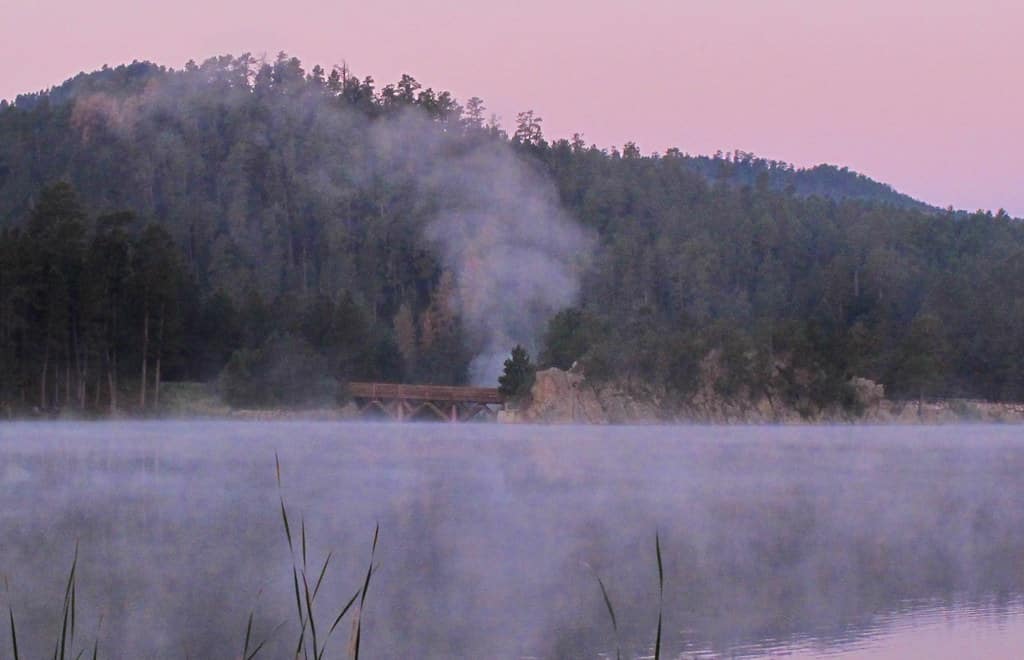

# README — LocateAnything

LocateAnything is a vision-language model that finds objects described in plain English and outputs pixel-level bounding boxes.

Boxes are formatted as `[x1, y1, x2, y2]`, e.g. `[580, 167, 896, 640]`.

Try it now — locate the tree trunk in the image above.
[73, 321, 84, 409]
[139, 307, 149, 410]
[40, 346, 49, 409]
[109, 346, 118, 416]
[110, 306, 118, 415]
[80, 355, 87, 410]
[154, 304, 165, 408]
[108, 366, 117, 416]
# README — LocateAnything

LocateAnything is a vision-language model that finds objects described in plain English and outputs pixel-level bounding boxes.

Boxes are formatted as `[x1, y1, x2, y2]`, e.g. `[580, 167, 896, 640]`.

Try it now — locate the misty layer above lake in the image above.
[2, 423, 1024, 658]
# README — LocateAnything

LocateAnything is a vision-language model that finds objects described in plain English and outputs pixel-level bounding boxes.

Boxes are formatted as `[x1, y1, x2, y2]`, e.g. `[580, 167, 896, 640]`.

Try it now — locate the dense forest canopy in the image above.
[1, 53, 1022, 415]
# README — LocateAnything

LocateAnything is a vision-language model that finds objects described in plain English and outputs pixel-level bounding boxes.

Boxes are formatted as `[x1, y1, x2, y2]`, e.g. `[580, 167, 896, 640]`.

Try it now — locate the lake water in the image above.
[1, 422, 1024, 658]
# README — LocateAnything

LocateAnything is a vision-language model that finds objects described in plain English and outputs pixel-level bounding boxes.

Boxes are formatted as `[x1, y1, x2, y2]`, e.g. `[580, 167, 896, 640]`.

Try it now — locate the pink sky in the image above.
[2, 0, 1021, 215]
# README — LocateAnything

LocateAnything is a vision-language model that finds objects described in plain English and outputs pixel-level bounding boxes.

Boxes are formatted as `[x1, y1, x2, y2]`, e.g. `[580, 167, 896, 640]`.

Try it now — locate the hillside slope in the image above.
[1, 54, 1023, 416]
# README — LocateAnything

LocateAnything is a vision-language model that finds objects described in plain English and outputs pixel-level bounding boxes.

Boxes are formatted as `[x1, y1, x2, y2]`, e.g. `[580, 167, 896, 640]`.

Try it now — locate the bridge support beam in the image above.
[352, 399, 503, 422]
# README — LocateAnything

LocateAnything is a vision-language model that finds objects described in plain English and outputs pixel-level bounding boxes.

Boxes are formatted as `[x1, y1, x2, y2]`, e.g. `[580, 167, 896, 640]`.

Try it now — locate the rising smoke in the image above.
[69, 58, 593, 384]
[370, 112, 591, 383]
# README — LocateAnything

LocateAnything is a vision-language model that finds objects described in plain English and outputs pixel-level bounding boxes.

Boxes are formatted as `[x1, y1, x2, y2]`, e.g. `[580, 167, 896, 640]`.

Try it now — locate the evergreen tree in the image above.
[498, 345, 535, 398]
[539, 308, 600, 370]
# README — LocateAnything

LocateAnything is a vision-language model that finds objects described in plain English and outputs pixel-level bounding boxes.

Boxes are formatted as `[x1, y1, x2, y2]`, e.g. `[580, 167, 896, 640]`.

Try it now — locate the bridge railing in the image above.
[347, 382, 505, 405]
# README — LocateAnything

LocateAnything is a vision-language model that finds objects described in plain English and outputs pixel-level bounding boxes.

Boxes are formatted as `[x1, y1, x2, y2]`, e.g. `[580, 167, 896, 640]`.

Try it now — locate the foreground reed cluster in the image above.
[4, 453, 378, 660]
[270, 452, 378, 660]
[592, 531, 664, 660]
[4, 456, 668, 659]
[4, 541, 98, 660]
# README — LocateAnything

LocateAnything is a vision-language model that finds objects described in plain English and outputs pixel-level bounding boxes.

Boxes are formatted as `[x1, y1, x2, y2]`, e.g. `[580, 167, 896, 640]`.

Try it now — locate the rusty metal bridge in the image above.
[347, 382, 505, 422]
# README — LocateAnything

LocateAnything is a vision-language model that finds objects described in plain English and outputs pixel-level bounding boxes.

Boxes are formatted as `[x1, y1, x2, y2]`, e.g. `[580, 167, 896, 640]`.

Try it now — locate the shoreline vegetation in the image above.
[5, 368, 1024, 424]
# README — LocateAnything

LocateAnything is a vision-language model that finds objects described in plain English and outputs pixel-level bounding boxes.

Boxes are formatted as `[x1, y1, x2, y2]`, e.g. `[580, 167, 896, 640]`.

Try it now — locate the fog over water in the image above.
[2, 423, 1024, 658]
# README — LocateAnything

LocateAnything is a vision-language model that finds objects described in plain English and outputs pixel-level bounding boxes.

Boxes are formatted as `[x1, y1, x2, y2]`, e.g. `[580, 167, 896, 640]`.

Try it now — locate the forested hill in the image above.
[1, 54, 1023, 417]
[678, 153, 934, 212]
[0, 60, 932, 220]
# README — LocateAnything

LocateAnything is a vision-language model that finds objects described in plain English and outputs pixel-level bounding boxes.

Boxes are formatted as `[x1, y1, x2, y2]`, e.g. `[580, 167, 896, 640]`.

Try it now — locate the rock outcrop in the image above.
[510, 367, 1024, 425]
[516, 367, 663, 424]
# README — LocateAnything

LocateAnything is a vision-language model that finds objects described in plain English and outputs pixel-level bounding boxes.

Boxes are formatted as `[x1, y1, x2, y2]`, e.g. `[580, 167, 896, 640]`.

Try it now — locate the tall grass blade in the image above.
[292, 567, 303, 625]
[59, 542, 79, 660]
[277, 454, 309, 659]
[353, 524, 379, 660]
[5, 575, 20, 660]
[275, 453, 295, 559]
[90, 613, 102, 660]
[654, 531, 663, 660]
[321, 588, 360, 660]
[8, 607, 19, 660]
[280, 499, 295, 556]
[593, 572, 620, 660]
[655, 612, 662, 660]
[242, 610, 254, 659]
[244, 638, 267, 660]
[360, 526, 379, 615]
[312, 552, 332, 602]
[292, 566, 307, 659]
[70, 578, 76, 657]
[246, 618, 285, 660]
[656, 532, 663, 597]
[301, 518, 308, 572]
[294, 620, 308, 660]
[353, 612, 362, 660]
[595, 575, 618, 632]
[327, 589, 360, 637]
[302, 572, 319, 659]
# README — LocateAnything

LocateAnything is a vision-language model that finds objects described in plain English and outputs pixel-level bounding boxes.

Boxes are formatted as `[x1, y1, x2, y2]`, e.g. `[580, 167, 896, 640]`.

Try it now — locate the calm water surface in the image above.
[1, 422, 1023, 658]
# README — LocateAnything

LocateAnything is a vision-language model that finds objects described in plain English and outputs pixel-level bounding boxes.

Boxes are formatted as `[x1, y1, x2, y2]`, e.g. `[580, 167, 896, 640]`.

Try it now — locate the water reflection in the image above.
[1, 423, 1023, 658]
[776, 597, 1024, 659]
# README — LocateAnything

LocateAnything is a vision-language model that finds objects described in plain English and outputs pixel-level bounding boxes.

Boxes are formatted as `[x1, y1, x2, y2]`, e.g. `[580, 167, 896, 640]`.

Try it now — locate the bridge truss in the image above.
[347, 382, 505, 422]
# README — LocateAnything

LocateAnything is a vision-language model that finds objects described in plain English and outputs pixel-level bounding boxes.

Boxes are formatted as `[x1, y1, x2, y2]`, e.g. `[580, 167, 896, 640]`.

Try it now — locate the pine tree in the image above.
[498, 345, 535, 398]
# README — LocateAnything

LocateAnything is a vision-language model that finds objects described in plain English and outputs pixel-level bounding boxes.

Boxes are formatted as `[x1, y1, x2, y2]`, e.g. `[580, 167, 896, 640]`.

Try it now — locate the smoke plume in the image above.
[68, 57, 592, 384]
[370, 112, 591, 383]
